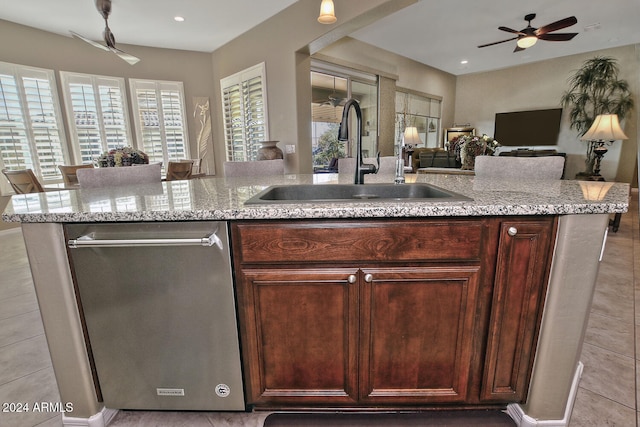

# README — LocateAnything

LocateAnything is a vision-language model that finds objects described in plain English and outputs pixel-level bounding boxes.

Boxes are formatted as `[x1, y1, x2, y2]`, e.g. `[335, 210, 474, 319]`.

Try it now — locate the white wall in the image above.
[1, 11, 637, 183]
[455, 45, 639, 183]
[209, 0, 418, 174]
[316, 37, 457, 156]
[0, 19, 216, 178]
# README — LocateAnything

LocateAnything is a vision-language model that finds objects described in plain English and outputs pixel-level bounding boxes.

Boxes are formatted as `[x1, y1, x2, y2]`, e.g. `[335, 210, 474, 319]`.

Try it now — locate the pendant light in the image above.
[318, 0, 337, 24]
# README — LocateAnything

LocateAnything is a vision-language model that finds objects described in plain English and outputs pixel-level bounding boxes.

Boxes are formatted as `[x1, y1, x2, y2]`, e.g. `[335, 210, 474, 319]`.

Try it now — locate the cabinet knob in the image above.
[508, 227, 518, 236]
[348, 275, 357, 284]
[364, 273, 373, 283]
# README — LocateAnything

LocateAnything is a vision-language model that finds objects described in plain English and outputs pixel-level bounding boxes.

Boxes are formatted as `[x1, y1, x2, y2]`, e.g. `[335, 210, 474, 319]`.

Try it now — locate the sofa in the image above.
[411, 148, 460, 172]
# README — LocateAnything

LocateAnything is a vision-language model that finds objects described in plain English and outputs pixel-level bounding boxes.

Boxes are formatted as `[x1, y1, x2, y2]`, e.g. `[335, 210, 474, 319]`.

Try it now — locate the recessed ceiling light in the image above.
[460, 60, 468, 65]
[174, 16, 185, 22]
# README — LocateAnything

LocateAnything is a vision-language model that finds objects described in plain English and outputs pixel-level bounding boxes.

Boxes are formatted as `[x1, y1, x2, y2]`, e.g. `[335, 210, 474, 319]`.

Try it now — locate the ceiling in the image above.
[0, 0, 639, 76]
[352, 0, 640, 75]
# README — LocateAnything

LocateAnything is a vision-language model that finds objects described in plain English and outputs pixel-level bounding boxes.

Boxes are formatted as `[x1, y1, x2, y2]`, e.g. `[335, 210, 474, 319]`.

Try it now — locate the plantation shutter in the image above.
[0, 62, 67, 183]
[221, 63, 268, 161]
[130, 79, 189, 167]
[61, 72, 131, 164]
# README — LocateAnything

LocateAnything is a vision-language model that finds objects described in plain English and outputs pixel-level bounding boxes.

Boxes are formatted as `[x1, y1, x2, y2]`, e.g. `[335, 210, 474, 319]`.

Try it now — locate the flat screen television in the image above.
[493, 108, 562, 147]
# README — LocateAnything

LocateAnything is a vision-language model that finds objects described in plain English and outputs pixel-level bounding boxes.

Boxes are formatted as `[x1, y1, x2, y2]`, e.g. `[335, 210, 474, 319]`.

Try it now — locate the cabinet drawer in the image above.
[233, 219, 484, 263]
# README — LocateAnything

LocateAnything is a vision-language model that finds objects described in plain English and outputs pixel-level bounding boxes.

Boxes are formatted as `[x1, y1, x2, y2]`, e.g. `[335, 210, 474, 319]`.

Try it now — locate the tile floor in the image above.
[0, 194, 637, 426]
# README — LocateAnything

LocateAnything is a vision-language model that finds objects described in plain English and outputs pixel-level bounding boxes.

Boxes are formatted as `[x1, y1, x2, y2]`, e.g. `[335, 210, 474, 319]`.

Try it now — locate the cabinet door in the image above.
[359, 266, 482, 404]
[235, 268, 359, 406]
[481, 218, 556, 402]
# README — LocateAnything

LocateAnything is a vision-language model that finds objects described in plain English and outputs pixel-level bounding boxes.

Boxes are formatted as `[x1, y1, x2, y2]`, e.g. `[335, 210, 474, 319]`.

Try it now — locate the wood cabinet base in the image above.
[232, 217, 556, 410]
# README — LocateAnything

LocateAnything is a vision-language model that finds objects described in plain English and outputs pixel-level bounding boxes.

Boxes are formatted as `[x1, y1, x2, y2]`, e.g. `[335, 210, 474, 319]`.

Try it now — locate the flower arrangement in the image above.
[448, 134, 499, 170]
[96, 146, 149, 167]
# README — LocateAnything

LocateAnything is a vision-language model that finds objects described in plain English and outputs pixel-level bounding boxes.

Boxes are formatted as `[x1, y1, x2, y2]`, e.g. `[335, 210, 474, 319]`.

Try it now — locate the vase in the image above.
[257, 141, 283, 160]
[461, 155, 475, 170]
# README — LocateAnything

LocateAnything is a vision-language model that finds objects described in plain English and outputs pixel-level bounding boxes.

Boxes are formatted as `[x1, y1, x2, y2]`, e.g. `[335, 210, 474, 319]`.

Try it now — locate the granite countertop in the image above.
[1, 173, 629, 223]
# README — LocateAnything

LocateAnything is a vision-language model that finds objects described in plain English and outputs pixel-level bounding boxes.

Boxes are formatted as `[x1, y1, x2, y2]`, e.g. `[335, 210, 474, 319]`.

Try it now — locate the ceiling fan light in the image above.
[318, 0, 337, 24]
[517, 36, 537, 49]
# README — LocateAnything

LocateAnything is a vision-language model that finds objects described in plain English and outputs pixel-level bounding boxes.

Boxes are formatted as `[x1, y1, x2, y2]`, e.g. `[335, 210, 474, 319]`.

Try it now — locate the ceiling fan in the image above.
[70, 0, 140, 65]
[313, 76, 347, 107]
[478, 13, 578, 52]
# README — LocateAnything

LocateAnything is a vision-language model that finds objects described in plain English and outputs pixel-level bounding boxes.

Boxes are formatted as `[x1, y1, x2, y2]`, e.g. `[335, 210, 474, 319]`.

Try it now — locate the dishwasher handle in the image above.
[68, 230, 224, 250]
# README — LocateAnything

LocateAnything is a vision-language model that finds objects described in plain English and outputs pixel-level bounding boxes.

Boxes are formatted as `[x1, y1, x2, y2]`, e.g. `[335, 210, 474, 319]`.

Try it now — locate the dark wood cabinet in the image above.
[231, 217, 556, 410]
[234, 267, 359, 405]
[481, 219, 555, 402]
[359, 266, 481, 404]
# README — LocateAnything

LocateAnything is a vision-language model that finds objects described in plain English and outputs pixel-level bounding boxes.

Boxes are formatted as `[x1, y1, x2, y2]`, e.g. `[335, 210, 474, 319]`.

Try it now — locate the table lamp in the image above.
[580, 114, 628, 180]
[403, 126, 422, 166]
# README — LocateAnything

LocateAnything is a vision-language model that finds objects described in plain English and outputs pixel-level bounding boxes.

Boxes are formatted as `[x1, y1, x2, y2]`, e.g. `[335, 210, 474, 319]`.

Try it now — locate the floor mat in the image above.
[264, 411, 516, 426]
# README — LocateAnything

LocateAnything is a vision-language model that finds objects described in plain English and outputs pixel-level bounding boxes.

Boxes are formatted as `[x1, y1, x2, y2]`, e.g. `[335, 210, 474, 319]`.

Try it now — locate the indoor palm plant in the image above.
[560, 56, 633, 176]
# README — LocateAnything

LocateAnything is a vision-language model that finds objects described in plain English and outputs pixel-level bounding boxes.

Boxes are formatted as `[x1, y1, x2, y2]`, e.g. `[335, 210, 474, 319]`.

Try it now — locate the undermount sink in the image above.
[244, 183, 471, 204]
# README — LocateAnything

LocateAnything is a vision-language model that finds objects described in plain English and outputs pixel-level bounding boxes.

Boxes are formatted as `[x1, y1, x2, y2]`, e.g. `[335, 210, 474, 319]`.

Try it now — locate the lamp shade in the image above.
[318, 0, 337, 24]
[581, 114, 628, 141]
[403, 126, 422, 146]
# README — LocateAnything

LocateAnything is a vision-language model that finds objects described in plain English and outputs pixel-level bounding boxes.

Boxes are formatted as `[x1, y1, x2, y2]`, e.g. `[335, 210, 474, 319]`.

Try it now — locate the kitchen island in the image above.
[2, 173, 629, 427]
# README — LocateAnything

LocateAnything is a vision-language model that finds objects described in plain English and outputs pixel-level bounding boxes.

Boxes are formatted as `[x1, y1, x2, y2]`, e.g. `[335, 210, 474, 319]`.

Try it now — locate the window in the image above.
[129, 79, 189, 166]
[61, 72, 132, 164]
[0, 62, 67, 182]
[395, 90, 442, 149]
[310, 65, 378, 171]
[221, 63, 268, 162]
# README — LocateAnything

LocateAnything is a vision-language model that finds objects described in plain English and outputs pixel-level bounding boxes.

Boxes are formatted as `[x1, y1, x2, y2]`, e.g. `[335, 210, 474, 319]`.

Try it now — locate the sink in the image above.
[244, 183, 471, 204]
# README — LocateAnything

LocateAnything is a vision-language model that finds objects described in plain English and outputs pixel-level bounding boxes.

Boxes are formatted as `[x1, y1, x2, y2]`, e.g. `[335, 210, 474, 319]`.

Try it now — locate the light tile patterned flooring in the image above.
[0, 193, 638, 426]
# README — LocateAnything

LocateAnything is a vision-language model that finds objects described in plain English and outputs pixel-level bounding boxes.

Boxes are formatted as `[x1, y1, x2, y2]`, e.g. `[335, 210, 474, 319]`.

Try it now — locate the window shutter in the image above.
[23, 77, 66, 180]
[0, 62, 67, 183]
[61, 72, 131, 164]
[244, 75, 266, 160]
[221, 63, 268, 162]
[0, 74, 33, 171]
[130, 79, 189, 168]
[161, 89, 187, 160]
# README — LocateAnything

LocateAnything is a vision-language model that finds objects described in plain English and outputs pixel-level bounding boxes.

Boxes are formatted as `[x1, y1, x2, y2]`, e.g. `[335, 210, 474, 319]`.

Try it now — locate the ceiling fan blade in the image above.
[114, 50, 141, 66]
[536, 16, 577, 35]
[537, 32, 578, 42]
[70, 31, 110, 51]
[478, 37, 518, 48]
[499, 26, 524, 35]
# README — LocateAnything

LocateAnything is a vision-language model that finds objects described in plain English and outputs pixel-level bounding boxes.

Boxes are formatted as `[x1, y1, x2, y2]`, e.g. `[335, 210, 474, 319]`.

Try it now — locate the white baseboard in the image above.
[507, 361, 583, 427]
[62, 407, 118, 427]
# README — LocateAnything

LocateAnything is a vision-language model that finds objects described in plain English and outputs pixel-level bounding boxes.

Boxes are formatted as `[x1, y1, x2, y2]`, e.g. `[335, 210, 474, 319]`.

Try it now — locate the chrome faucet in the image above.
[338, 99, 379, 184]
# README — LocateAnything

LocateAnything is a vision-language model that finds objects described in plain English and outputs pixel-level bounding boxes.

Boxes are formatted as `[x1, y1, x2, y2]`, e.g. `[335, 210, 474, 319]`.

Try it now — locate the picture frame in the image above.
[444, 127, 475, 147]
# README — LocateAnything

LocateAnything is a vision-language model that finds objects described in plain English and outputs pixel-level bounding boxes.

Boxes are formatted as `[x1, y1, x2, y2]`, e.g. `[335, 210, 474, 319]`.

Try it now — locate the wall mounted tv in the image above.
[493, 108, 562, 147]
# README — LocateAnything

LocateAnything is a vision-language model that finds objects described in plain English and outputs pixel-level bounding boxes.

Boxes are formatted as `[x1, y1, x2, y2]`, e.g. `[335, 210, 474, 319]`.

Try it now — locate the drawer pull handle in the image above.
[364, 273, 373, 283]
[348, 275, 357, 284]
[508, 227, 518, 237]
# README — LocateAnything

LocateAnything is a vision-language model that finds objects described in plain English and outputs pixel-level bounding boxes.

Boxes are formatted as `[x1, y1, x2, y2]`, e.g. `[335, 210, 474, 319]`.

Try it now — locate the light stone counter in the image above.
[1, 173, 629, 223]
[0, 173, 630, 427]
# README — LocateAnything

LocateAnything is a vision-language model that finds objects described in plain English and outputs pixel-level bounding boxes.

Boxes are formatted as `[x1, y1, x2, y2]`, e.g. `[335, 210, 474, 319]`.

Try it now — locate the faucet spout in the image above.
[338, 99, 378, 184]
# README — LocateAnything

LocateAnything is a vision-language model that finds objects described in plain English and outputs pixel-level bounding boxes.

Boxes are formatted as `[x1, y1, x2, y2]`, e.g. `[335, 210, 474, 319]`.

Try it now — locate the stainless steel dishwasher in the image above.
[65, 221, 245, 411]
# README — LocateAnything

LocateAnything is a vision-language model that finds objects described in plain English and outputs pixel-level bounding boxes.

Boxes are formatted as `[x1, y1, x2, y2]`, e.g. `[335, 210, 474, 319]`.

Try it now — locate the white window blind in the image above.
[220, 63, 268, 161]
[0, 62, 67, 182]
[129, 79, 189, 167]
[61, 72, 131, 164]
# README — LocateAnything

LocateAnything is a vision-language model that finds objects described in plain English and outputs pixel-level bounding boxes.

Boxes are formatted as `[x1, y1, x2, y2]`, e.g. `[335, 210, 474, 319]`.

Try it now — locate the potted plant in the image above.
[560, 56, 634, 176]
